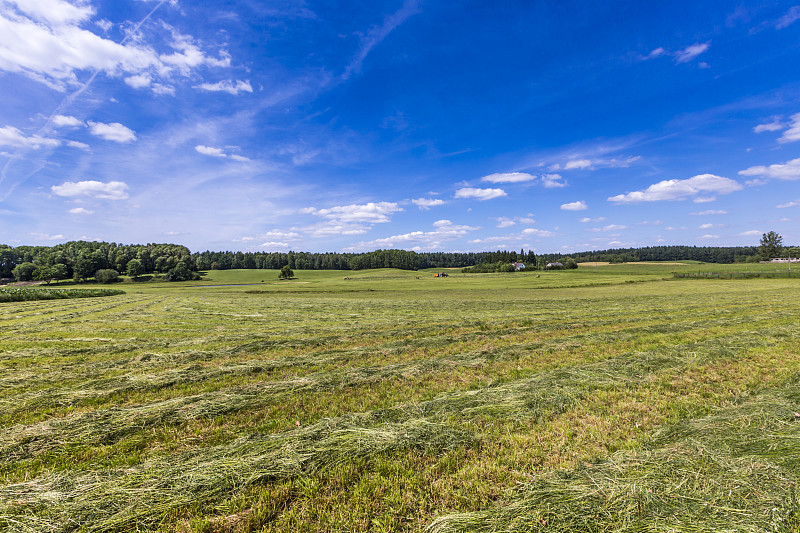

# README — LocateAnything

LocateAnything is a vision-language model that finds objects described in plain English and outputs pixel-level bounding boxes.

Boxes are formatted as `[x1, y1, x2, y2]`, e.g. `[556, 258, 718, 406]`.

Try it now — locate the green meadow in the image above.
[2, 264, 800, 532]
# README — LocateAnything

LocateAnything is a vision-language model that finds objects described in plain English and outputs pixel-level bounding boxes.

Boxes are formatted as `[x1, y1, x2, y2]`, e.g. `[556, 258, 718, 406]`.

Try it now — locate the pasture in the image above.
[1, 266, 800, 532]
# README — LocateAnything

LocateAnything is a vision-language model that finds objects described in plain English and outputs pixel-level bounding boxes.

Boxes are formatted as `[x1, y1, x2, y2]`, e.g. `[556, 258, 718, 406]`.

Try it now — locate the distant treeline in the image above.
[0, 241, 786, 283]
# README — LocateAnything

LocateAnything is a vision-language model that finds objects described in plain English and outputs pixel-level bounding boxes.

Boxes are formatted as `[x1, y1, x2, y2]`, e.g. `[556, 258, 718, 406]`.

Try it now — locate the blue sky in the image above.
[1, 0, 799, 253]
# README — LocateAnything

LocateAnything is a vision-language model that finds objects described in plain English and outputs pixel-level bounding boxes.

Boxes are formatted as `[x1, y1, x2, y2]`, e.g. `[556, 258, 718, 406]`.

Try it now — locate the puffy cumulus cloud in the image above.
[87, 121, 136, 143]
[52, 114, 83, 128]
[738, 230, 763, 236]
[51, 180, 129, 200]
[608, 174, 742, 203]
[580, 216, 606, 223]
[259, 241, 288, 249]
[411, 197, 444, 210]
[0, 125, 60, 149]
[454, 187, 507, 201]
[69, 207, 93, 215]
[739, 158, 800, 181]
[560, 200, 588, 211]
[480, 172, 536, 183]
[343, 219, 479, 251]
[674, 42, 710, 63]
[779, 113, 800, 143]
[699, 234, 720, 239]
[0, 1, 232, 92]
[194, 80, 253, 95]
[777, 200, 800, 208]
[495, 217, 515, 228]
[300, 202, 403, 229]
[541, 173, 566, 188]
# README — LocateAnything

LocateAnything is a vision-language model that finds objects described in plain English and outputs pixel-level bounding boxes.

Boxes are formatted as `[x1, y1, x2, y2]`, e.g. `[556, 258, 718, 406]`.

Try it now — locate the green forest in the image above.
[1, 239, 797, 284]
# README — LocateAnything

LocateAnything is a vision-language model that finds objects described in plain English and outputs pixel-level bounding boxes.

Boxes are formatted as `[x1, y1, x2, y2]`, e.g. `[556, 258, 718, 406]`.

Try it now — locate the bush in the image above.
[165, 264, 198, 282]
[94, 269, 120, 283]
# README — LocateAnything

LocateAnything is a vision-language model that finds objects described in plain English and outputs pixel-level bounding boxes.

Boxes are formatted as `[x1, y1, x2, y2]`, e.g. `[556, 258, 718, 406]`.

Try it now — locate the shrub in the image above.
[95, 269, 120, 284]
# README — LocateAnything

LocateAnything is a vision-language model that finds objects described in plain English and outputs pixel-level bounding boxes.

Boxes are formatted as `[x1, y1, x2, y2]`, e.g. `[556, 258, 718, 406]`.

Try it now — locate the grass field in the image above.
[1, 266, 800, 532]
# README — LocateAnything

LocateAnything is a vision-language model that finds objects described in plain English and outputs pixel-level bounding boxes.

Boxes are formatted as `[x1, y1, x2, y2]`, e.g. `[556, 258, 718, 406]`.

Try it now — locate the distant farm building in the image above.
[766, 258, 800, 263]
[512, 262, 525, 271]
[545, 262, 563, 269]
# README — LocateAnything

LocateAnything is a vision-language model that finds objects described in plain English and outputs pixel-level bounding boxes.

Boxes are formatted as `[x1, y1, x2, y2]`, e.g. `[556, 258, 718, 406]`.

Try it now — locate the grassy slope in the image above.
[1, 267, 799, 531]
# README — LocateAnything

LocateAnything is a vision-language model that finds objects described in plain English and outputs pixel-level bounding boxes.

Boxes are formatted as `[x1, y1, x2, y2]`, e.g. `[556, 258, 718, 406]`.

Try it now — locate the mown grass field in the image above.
[1, 265, 799, 532]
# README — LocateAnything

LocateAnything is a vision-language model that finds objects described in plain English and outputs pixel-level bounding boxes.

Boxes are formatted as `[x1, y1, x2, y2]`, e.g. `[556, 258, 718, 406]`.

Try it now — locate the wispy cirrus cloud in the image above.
[674, 42, 710, 63]
[776, 6, 800, 29]
[343, 0, 422, 80]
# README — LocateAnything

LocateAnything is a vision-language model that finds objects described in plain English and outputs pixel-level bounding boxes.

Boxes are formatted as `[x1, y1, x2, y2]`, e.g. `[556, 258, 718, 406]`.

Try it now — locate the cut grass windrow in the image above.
[427, 374, 800, 533]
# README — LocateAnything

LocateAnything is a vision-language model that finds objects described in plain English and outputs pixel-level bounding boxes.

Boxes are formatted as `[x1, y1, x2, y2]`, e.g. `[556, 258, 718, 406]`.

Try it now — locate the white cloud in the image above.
[647, 47, 666, 59]
[495, 217, 515, 228]
[602, 224, 627, 231]
[699, 234, 720, 239]
[454, 187, 507, 201]
[777, 200, 800, 208]
[675, 42, 710, 63]
[738, 230, 762, 236]
[480, 172, 536, 183]
[541, 173, 566, 188]
[739, 157, 800, 181]
[51, 180, 129, 200]
[260, 241, 288, 248]
[66, 140, 90, 150]
[31, 232, 65, 241]
[691, 209, 728, 215]
[580, 217, 606, 223]
[124, 73, 151, 89]
[412, 197, 445, 209]
[778, 113, 800, 143]
[52, 114, 83, 128]
[560, 200, 588, 211]
[754, 119, 784, 133]
[0, 3, 232, 92]
[87, 121, 136, 143]
[608, 174, 742, 203]
[344, 219, 479, 251]
[0, 125, 60, 149]
[194, 80, 253, 95]
[302, 202, 402, 224]
[564, 159, 591, 170]
[777, 6, 800, 29]
[195, 145, 226, 157]
[69, 207, 93, 215]
[194, 144, 251, 161]
[521, 228, 555, 237]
